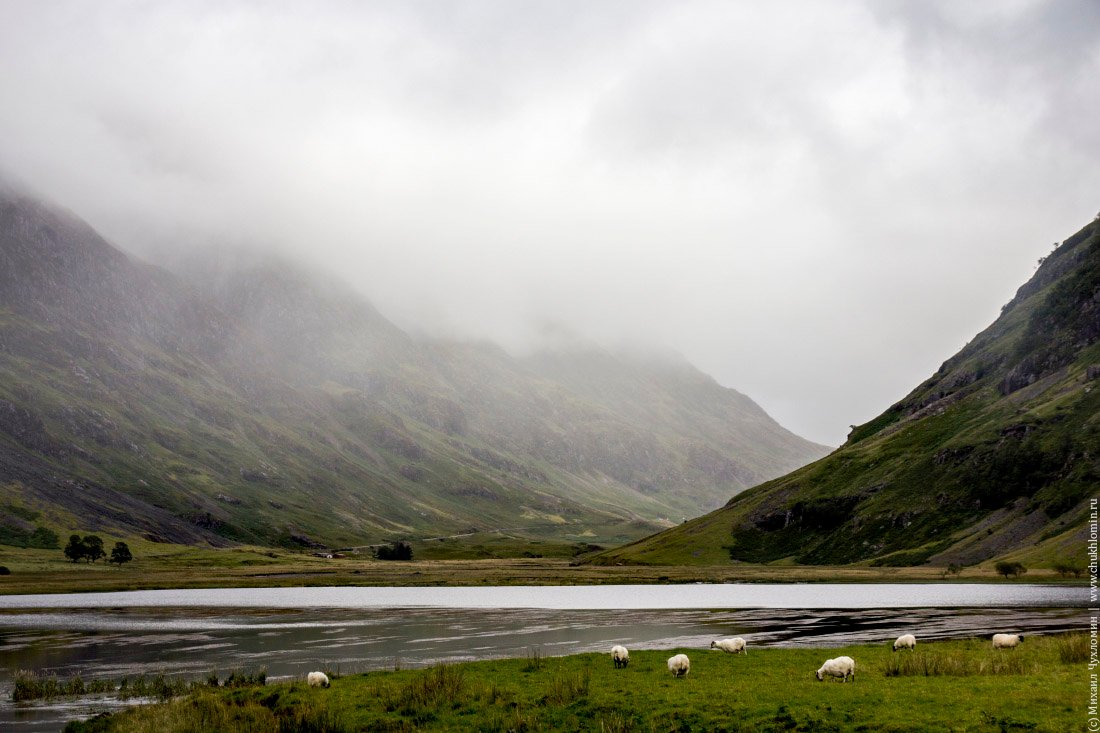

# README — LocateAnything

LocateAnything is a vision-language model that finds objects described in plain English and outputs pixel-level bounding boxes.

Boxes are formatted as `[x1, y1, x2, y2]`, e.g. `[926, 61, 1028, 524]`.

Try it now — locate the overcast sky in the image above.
[2, 1, 1099, 445]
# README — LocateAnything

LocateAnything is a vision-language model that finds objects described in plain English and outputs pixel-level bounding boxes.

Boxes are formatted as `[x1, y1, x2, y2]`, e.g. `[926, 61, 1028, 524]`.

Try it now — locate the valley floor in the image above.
[63, 635, 1083, 733]
[0, 545, 1079, 595]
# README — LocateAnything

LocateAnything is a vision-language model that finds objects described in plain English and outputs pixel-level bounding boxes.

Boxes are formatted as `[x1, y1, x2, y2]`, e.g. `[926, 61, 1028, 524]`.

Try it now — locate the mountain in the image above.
[593, 214, 1099, 568]
[0, 186, 828, 551]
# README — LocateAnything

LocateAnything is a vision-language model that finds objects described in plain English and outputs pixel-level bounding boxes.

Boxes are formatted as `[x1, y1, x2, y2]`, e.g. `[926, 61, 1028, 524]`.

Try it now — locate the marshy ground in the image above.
[60, 634, 1085, 732]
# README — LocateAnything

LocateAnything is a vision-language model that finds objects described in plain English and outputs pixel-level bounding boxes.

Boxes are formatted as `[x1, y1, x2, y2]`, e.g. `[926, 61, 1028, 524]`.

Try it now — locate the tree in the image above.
[109, 541, 133, 566]
[375, 540, 413, 561]
[28, 526, 59, 549]
[1053, 560, 1083, 578]
[63, 534, 87, 563]
[995, 560, 1027, 579]
[83, 535, 105, 563]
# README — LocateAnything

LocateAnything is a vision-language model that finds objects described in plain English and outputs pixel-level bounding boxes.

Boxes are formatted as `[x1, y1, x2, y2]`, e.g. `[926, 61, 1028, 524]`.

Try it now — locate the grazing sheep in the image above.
[611, 645, 630, 668]
[307, 671, 330, 688]
[892, 634, 917, 652]
[992, 633, 1024, 649]
[816, 656, 855, 682]
[710, 637, 747, 654]
[667, 653, 690, 677]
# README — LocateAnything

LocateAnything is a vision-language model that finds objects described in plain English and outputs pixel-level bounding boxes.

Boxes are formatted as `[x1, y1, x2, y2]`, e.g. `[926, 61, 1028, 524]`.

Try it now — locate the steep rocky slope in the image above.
[593, 215, 1099, 567]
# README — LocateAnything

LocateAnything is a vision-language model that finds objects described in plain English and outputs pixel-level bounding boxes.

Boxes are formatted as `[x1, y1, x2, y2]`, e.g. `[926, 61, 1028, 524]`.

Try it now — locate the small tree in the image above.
[995, 560, 1027, 578]
[109, 542, 133, 567]
[1053, 560, 1083, 578]
[63, 534, 87, 563]
[83, 535, 105, 563]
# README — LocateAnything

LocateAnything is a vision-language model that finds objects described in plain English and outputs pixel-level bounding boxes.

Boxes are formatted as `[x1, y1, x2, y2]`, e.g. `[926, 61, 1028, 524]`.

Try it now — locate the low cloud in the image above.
[1, 0, 1097, 444]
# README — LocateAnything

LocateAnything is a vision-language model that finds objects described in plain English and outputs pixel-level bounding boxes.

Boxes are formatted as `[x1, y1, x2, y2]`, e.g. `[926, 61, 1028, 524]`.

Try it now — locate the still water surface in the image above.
[0, 584, 1087, 731]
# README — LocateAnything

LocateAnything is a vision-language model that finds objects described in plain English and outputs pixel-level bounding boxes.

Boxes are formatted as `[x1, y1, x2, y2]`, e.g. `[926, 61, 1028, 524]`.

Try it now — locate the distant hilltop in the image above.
[0, 186, 828, 551]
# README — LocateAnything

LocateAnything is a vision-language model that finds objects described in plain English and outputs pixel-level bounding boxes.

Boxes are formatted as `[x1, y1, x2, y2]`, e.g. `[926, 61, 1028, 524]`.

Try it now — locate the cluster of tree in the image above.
[374, 540, 412, 561]
[0, 524, 59, 549]
[63, 535, 132, 565]
[994, 560, 1027, 579]
[1052, 560, 1084, 578]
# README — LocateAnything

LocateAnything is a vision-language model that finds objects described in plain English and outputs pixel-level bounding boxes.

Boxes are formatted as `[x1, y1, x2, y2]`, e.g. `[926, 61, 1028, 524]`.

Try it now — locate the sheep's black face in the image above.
[815, 671, 823, 681]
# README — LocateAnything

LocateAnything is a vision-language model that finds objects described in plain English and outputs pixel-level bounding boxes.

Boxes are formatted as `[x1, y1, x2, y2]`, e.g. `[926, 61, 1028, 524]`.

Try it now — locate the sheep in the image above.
[667, 653, 690, 677]
[815, 656, 855, 682]
[611, 645, 630, 668]
[710, 637, 747, 654]
[992, 633, 1024, 649]
[892, 634, 917, 652]
[307, 671, 330, 688]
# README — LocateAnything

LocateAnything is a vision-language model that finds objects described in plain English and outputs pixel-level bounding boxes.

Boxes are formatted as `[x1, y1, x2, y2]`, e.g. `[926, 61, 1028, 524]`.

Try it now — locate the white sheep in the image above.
[992, 633, 1024, 649]
[710, 637, 747, 654]
[307, 671, 330, 688]
[815, 656, 855, 682]
[611, 645, 630, 668]
[667, 653, 690, 677]
[892, 634, 916, 652]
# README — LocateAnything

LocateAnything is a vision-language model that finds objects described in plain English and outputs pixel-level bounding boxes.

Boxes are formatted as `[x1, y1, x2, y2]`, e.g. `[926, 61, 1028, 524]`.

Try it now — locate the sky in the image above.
[1, 0, 1099, 446]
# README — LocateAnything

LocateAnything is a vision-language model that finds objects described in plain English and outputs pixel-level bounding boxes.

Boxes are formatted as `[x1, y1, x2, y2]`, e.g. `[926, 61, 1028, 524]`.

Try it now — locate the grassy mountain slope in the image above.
[0, 187, 828, 550]
[593, 216, 1100, 567]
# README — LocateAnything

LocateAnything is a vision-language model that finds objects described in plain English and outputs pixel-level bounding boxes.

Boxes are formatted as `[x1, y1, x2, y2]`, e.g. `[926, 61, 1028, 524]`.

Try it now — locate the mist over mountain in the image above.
[0, 186, 828, 550]
[595, 213, 1100, 568]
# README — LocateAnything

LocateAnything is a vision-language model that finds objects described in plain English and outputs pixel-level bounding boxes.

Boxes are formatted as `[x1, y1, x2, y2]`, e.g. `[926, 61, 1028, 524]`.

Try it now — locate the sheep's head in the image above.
[710, 641, 718, 649]
[815, 669, 824, 681]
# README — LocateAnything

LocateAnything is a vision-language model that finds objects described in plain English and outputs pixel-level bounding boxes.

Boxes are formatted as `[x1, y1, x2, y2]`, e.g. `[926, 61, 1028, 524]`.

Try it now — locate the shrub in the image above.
[1056, 634, 1089, 664]
[224, 668, 266, 688]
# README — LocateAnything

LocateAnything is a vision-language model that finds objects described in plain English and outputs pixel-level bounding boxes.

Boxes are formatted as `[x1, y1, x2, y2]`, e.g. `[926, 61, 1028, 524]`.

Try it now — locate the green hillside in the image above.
[593, 215, 1099, 568]
[0, 186, 828, 552]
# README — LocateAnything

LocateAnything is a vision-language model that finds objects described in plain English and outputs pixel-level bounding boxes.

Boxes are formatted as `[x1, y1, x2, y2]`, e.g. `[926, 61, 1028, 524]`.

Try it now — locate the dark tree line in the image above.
[63, 535, 132, 565]
[375, 540, 413, 561]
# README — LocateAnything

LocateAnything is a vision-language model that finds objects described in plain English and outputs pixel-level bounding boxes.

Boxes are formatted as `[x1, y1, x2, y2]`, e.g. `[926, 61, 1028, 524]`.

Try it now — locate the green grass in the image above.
[12, 669, 268, 702]
[63, 635, 1082, 733]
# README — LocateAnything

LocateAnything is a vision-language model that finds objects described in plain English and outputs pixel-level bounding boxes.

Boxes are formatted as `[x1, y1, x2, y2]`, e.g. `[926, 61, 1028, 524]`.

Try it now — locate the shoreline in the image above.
[0, 554, 1085, 596]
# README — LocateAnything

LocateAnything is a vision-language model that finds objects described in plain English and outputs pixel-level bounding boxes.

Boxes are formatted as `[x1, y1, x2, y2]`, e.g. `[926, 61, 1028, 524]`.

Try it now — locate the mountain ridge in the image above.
[0, 187, 828, 551]
[592, 214, 1099, 568]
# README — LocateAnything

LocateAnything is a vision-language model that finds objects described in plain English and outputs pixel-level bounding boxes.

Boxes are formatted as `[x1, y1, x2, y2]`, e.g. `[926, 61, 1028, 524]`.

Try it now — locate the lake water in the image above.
[0, 584, 1087, 731]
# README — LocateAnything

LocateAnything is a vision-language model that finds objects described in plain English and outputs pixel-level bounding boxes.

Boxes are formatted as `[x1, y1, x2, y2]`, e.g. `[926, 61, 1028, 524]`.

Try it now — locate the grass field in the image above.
[62, 634, 1085, 732]
[0, 543, 1082, 595]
